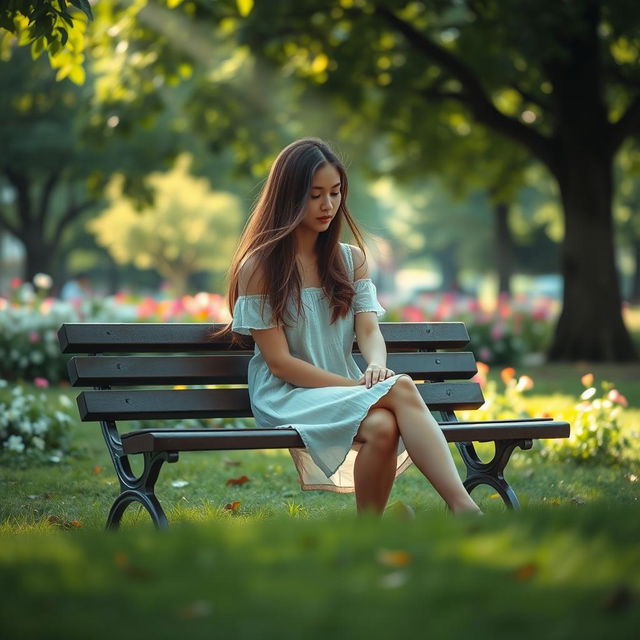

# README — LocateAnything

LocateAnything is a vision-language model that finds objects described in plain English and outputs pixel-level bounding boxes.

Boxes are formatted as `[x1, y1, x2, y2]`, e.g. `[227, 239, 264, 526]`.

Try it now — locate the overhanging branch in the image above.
[373, 4, 553, 167]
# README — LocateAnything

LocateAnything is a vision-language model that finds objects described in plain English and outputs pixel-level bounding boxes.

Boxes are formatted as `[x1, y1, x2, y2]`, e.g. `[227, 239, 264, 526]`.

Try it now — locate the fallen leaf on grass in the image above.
[225, 475, 250, 486]
[224, 501, 241, 511]
[171, 479, 189, 488]
[113, 551, 153, 581]
[92, 465, 102, 474]
[377, 549, 412, 568]
[512, 562, 537, 582]
[489, 493, 500, 499]
[223, 459, 241, 467]
[571, 496, 586, 506]
[46, 515, 82, 529]
[627, 474, 638, 483]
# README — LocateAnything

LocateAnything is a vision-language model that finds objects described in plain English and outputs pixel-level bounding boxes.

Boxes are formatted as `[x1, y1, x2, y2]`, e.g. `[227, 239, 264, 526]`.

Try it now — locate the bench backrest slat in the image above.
[77, 382, 484, 421]
[58, 322, 471, 353]
[68, 352, 478, 386]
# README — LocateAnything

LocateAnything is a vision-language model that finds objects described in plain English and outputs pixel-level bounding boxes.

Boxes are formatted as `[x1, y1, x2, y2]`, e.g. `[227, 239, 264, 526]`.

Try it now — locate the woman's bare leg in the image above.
[353, 408, 400, 514]
[372, 375, 481, 514]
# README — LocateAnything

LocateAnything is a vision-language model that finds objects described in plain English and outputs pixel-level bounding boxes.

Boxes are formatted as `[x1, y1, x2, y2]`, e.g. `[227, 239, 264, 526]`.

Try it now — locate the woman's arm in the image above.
[252, 326, 360, 388]
[351, 245, 395, 387]
[238, 255, 359, 388]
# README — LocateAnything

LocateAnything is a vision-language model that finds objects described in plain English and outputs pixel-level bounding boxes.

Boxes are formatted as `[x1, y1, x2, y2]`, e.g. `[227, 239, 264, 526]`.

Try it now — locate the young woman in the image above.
[217, 137, 481, 516]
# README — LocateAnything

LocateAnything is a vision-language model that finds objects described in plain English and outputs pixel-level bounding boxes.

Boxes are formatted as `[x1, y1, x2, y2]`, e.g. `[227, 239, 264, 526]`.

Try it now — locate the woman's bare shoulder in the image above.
[238, 254, 268, 296]
[345, 244, 368, 280]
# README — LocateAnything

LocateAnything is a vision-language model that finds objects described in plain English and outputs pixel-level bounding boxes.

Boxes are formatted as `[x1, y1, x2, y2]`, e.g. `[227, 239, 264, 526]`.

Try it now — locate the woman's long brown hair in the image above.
[213, 137, 368, 346]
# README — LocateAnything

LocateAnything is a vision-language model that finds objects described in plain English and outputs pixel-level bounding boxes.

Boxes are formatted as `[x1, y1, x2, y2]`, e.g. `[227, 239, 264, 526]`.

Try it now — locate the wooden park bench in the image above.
[58, 322, 570, 528]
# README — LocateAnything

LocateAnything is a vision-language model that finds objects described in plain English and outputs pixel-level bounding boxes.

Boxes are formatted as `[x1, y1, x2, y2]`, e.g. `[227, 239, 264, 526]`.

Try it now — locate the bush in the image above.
[459, 366, 631, 466]
[540, 374, 632, 466]
[0, 379, 74, 460]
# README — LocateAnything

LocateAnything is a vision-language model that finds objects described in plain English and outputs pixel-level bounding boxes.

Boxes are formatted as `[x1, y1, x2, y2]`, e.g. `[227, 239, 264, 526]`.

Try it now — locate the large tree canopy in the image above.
[212, 0, 639, 362]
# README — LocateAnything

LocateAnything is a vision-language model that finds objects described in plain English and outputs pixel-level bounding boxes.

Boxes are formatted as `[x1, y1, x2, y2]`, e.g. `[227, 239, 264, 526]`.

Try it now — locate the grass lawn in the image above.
[1, 363, 638, 638]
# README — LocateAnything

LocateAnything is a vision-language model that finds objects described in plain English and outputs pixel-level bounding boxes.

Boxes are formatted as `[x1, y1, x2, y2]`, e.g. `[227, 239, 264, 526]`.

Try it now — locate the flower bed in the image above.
[383, 292, 556, 364]
[0, 379, 74, 460]
[458, 365, 632, 466]
[0, 279, 231, 384]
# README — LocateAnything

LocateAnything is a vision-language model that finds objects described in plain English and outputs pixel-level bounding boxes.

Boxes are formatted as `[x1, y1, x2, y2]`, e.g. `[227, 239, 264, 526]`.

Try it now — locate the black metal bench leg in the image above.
[106, 490, 169, 530]
[99, 419, 179, 529]
[455, 439, 532, 509]
[107, 450, 179, 530]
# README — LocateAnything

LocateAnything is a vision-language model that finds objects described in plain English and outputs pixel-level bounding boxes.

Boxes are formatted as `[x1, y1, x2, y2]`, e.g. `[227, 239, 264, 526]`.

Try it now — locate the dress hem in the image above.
[277, 373, 414, 489]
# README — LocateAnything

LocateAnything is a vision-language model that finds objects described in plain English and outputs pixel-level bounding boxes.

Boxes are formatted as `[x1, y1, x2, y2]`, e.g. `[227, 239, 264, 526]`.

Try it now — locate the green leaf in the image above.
[236, 0, 254, 18]
[30, 37, 45, 59]
[57, 26, 68, 46]
[69, 64, 86, 85]
[68, 0, 94, 21]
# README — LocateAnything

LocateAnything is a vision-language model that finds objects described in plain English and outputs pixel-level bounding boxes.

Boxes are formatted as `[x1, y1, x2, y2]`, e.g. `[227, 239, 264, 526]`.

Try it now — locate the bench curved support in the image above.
[106, 489, 169, 530]
[455, 439, 533, 510]
[100, 419, 178, 529]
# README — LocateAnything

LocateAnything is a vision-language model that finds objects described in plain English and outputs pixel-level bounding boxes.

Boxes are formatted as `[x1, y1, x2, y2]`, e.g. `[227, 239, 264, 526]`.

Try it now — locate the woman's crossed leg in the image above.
[354, 375, 481, 516]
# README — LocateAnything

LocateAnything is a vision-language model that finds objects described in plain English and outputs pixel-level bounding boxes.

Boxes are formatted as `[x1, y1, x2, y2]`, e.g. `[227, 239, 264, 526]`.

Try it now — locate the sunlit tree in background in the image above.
[89, 154, 243, 295]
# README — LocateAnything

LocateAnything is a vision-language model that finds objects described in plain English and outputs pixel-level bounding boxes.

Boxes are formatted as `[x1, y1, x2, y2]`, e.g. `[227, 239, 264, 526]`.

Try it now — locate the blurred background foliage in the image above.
[1, 0, 640, 361]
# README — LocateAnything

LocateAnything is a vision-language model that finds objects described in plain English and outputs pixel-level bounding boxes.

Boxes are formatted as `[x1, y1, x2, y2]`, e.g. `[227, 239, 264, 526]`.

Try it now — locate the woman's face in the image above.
[299, 163, 342, 234]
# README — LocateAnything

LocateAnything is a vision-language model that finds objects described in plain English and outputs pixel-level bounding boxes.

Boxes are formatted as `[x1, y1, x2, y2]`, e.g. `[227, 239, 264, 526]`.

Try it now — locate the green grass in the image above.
[1, 363, 639, 529]
[1, 507, 638, 639]
[1, 366, 639, 638]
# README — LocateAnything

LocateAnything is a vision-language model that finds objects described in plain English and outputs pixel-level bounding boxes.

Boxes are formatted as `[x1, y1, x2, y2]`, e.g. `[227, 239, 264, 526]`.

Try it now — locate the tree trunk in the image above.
[434, 246, 460, 293]
[630, 236, 640, 304]
[548, 153, 636, 361]
[23, 224, 54, 282]
[494, 201, 513, 297]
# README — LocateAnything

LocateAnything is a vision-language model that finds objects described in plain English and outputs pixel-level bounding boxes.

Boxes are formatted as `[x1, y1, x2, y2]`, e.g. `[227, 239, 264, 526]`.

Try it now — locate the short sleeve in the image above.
[353, 279, 386, 317]
[231, 295, 277, 335]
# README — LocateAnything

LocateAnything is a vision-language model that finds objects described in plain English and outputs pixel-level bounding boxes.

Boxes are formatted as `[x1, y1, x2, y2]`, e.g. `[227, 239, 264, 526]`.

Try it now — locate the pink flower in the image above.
[34, 377, 49, 388]
[10, 278, 22, 289]
[490, 323, 504, 341]
[472, 361, 490, 389]
[607, 389, 628, 408]
[467, 299, 480, 313]
[29, 331, 41, 344]
[478, 347, 492, 362]
[402, 305, 425, 322]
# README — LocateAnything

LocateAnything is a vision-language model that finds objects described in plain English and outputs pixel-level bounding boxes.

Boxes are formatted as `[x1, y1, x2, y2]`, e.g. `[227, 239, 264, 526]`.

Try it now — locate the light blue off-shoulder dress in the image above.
[231, 242, 413, 492]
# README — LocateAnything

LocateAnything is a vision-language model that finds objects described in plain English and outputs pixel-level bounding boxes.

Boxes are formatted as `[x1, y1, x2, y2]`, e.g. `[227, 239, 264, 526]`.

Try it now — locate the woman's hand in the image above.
[357, 363, 396, 388]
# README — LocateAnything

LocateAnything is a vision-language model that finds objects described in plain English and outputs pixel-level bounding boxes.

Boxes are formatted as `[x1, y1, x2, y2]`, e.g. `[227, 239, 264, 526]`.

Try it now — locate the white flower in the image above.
[54, 411, 70, 424]
[31, 436, 46, 450]
[32, 419, 48, 436]
[5, 434, 25, 453]
[0, 379, 7, 388]
[33, 273, 53, 289]
[59, 395, 72, 408]
[580, 387, 596, 400]
[18, 421, 33, 437]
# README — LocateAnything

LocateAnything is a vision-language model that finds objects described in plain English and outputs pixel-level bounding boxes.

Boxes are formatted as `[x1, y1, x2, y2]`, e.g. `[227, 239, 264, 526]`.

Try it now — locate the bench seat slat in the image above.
[68, 352, 478, 386]
[77, 382, 484, 421]
[58, 322, 471, 353]
[121, 419, 571, 454]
